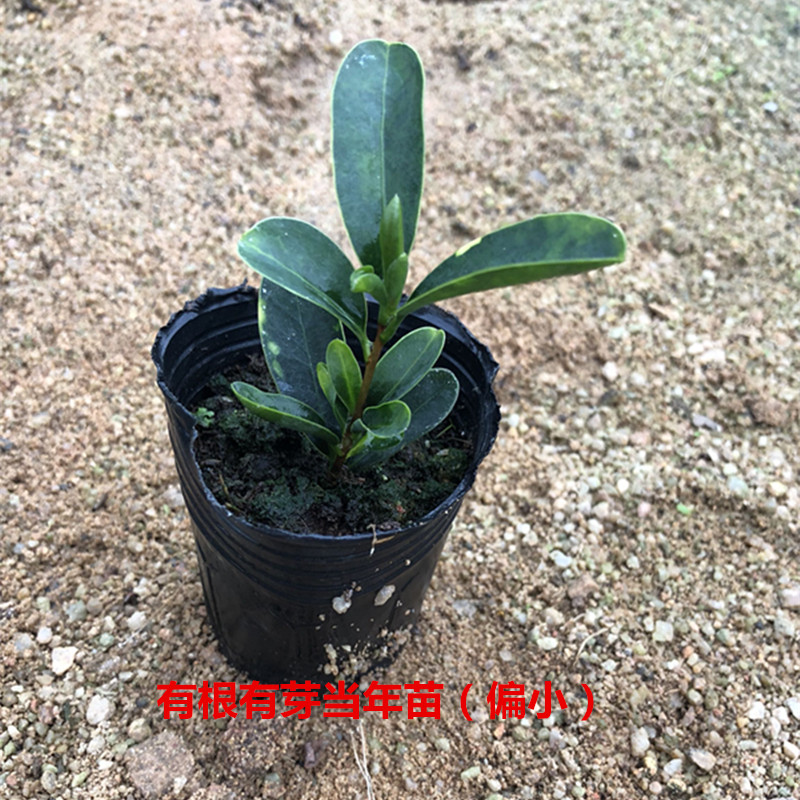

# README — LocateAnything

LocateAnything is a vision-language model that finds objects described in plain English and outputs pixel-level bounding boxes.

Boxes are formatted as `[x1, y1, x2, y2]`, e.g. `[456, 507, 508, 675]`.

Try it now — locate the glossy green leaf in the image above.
[332, 40, 424, 274]
[379, 195, 404, 272]
[367, 327, 445, 406]
[259, 279, 342, 429]
[230, 382, 339, 456]
[350, 267, 387, 303]
[326, 339, 362, 415]
[398, 213, 627, 320]
[399, 368, 459, 446]
[383, 253, 408, 309]
[238, 217, 367, 346]
[346, 400, 411, 471]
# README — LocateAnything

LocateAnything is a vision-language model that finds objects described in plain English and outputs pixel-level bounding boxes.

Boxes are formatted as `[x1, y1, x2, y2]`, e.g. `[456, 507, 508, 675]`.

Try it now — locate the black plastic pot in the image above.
[152, 285, 499, 682]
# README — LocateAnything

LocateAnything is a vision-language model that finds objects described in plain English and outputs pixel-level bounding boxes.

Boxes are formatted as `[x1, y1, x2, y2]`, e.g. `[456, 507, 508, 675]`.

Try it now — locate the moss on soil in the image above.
[192, 354, 471, 535]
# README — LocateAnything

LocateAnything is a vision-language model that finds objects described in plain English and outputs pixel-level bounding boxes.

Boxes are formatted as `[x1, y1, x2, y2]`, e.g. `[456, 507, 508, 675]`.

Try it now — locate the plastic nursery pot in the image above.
[151, 284, 500, 682]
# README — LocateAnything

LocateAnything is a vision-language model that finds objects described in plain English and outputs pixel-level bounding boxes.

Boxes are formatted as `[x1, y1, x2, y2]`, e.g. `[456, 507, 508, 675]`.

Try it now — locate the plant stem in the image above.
[330, 324, 386, 475]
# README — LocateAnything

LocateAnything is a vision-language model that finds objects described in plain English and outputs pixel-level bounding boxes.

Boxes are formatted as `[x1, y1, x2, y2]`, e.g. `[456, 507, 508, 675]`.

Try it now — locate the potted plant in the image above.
[152, 40, 626, 682]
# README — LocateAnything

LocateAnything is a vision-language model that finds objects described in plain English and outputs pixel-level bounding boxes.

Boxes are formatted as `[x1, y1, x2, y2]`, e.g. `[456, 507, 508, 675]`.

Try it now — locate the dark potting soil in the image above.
[191, 354, 472, 536]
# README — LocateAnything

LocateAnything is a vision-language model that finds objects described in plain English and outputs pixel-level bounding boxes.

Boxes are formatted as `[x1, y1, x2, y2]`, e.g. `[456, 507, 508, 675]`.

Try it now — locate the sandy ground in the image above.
[2, 0, 799, 798]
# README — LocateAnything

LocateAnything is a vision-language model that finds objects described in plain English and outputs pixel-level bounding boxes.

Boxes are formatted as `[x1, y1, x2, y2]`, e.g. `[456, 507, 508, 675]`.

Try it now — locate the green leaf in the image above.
[259, 279, 342, 429]
[230, 382, 339, 456]
[399, 368, 459, 446]
[316, 363, 349, 428]
[332, 40, 424, 274]
[350, 267, 387, 303]
[380, 195, 404, 272]
[367, 327, 445, 406]
[238, 217, 367, 345]
[398, 213, 627, 319]
[326, 339, 362, 415]
[383, 253, 408, 309]
[346, 400, 411, 471]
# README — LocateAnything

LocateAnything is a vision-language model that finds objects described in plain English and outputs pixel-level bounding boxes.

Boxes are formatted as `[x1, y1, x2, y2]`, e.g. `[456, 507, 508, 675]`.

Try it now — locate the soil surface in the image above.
[192, 355, 471, 534]
[1, 1, 799, 799]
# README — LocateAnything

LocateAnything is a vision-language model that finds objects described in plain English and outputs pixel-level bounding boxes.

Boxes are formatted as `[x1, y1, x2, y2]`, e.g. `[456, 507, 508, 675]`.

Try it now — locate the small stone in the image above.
[653, 621, 674, 643]
[747, 700, 766, 721]
[631, 727, 650, 757]
[373, 585, 395, 607]
[538, 636, 559, 651]
[66, 600, 87, 623]
[499, 648, 514, 663]
[162, 485, 185, 510]
[787, 697, 800, 720]
[727, 475, 748, 494]
[567, 574, 599, 604]
[332, 592, 352, 615]
[637, 502, 651, 518]
[768, 481, 787, 498]
[40, 770, 57, 795]
[763, 100, 779, 114]
[550, 550, 572, 569]
[86, 695, 114, 726]
[662, 757, 683, 779]
[780, 585, 800, 608]
[125, 732, 196, 798]
[51, 646, 78, 676]
[460, 765, 481, 781]
[774, 614, 796, 638]
[433, 737, 450, 752]
[128, 719, 152, 743]
[127, 611, 148, 632]
[602, 362, 619, 382]
[37, 626, 53, 644]
[784, 741, 800, 761]
[689, 748, 716, 771]
[14, 633, 34, 653]
[86, 597, 104, 615]
[452, 599, 477, 618]
[506, 412, 521, 428]
[328, 29, 344, 47]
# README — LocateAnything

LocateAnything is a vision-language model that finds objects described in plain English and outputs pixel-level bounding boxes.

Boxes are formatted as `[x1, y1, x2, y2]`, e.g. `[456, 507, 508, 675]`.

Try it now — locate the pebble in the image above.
[461, 765, 481, 780]
[653, 621, 674, 643]
[40, 769, 57, 794]
[14, 632, 34, 653]
[784, 741, 800, 761]
[86, 695, 114, 725]
[127, 611, 148, 632]
[538, 636, 559, 651]
[51, 646, 78, 676]
[727, 475, 748, 494]
[37, 626, 53, 644]
[689, 748, 716, 771]
[630, 727, 649, 756]
[747, 700, 766, 720]
[162, 485, 185, 509]
[128, 718, 152, 742]
[780, 585, 800, 609]
[452, 599, 477, 618]
[66, 600, 87, 623]
[774, 614, 795, 638]
[786, 697, 800, 720]
[433, 737, 450, 752]
[768, 481, 787, 498]
[550, 550, 572, 569]
[663, 757, 683, 778]
[602, 361, 619, 382]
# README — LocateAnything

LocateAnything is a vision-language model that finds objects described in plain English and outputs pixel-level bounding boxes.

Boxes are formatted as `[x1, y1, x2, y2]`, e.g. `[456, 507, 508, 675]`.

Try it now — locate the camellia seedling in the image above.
[231, 39, 626, 477]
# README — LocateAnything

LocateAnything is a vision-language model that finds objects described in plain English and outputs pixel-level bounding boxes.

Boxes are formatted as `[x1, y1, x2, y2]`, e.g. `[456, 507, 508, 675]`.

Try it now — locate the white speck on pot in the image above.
[374, 585, 395, 606]
[332, 591, 352, 614]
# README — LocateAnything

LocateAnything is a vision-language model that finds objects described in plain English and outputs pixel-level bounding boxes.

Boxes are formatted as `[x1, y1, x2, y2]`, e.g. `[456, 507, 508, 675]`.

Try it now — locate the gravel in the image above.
[1, 0, 798, 798]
